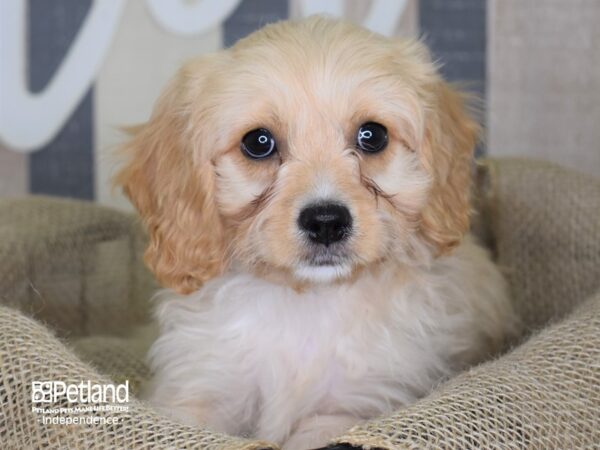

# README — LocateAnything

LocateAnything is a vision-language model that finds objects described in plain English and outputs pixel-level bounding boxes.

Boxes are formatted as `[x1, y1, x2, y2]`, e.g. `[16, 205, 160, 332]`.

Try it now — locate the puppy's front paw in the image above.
[310, 445, 366, 450]
[283, 415, 359, 450]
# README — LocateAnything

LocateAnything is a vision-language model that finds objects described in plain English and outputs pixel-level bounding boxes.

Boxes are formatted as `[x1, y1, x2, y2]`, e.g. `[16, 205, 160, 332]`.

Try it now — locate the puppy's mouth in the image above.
[293, 246, 353, 283]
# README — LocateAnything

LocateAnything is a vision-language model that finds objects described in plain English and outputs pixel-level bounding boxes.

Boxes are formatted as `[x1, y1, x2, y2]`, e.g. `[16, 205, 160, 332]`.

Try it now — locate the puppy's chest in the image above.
[209, 278, 437, 386]
[220, 293, 390, 396]
[230, 299, 378, 365]
[156, 269, 482, 425]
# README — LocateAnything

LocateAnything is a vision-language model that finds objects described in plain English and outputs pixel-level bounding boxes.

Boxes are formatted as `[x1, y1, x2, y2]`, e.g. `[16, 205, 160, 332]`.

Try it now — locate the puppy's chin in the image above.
[293, 263, 353, 284]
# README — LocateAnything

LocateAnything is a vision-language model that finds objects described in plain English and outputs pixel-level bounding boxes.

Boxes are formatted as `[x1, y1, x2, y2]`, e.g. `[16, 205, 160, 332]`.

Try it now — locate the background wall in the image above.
[1, 0, 598, 210]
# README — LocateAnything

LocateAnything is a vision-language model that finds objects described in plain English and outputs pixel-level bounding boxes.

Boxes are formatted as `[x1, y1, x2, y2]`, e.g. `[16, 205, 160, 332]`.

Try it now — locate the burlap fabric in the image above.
[0, 305, 274, 450]
[0, 196, 155, 337]
[0, 158, 598, 449]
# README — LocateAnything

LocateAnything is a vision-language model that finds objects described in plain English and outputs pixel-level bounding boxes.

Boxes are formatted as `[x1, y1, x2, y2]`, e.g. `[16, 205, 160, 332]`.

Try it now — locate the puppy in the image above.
[116, 17, 518, 450]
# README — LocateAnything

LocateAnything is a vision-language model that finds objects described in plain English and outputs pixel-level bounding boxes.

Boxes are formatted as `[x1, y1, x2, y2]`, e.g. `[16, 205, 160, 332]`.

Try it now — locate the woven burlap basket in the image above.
[0, 158, 598, 449]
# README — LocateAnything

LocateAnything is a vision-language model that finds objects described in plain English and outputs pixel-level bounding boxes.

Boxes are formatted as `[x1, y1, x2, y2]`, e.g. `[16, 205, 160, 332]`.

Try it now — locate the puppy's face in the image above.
[116, 18, 478, 294]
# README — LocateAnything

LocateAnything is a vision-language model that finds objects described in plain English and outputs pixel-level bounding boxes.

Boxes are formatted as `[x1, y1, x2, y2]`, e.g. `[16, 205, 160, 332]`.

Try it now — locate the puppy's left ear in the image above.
[114, 59, 227, 294]
[419, 80, 480, 254]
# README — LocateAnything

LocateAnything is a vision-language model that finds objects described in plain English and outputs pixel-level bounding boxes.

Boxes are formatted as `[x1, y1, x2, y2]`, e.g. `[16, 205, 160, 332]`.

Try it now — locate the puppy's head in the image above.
[116, 17, 479, 294]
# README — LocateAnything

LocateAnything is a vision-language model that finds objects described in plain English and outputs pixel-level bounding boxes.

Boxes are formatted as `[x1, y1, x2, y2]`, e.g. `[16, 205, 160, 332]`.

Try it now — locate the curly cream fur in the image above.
[116, 17, 518, 450]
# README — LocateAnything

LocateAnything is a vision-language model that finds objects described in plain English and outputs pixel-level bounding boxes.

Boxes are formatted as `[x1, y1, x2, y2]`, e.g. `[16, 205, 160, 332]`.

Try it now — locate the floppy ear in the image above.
[419, 80, 480, 255]
[114, 66, 225, 294]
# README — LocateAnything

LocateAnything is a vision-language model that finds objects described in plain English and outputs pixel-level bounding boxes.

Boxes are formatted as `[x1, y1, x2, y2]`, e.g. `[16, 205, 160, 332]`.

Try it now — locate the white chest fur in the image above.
[146, 236, 516, 447]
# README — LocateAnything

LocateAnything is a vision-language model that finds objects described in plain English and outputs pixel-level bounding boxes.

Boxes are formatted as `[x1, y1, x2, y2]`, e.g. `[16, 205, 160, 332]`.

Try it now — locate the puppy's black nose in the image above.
[298, 203, 352, 246]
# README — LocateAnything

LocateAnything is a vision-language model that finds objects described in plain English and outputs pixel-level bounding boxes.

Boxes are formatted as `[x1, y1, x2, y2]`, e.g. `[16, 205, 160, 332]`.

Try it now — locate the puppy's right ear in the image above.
[114, 60, 226, 294]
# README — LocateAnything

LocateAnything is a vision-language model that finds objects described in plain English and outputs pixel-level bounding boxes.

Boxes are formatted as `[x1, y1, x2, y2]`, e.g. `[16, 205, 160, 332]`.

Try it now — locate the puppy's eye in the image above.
[356, 122, 388, 153]
[241, 128, 277, 159]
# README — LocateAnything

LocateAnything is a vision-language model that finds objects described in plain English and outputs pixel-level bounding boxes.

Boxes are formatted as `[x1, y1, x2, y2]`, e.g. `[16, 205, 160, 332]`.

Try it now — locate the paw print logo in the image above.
[31, 381, 53, 403]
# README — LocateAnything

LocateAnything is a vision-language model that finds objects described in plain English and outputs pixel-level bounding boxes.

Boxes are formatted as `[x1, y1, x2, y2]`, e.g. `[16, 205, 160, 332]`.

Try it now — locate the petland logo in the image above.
[31, 380, 129, 404]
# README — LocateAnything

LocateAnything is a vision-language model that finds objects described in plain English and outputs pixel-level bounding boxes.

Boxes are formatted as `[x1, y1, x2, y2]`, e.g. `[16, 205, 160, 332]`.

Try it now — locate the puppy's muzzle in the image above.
[298, 203, 352, 246]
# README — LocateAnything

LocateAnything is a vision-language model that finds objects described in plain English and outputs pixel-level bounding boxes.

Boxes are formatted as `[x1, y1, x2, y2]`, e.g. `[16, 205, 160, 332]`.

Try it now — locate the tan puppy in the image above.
[116, 17, 518, 450]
